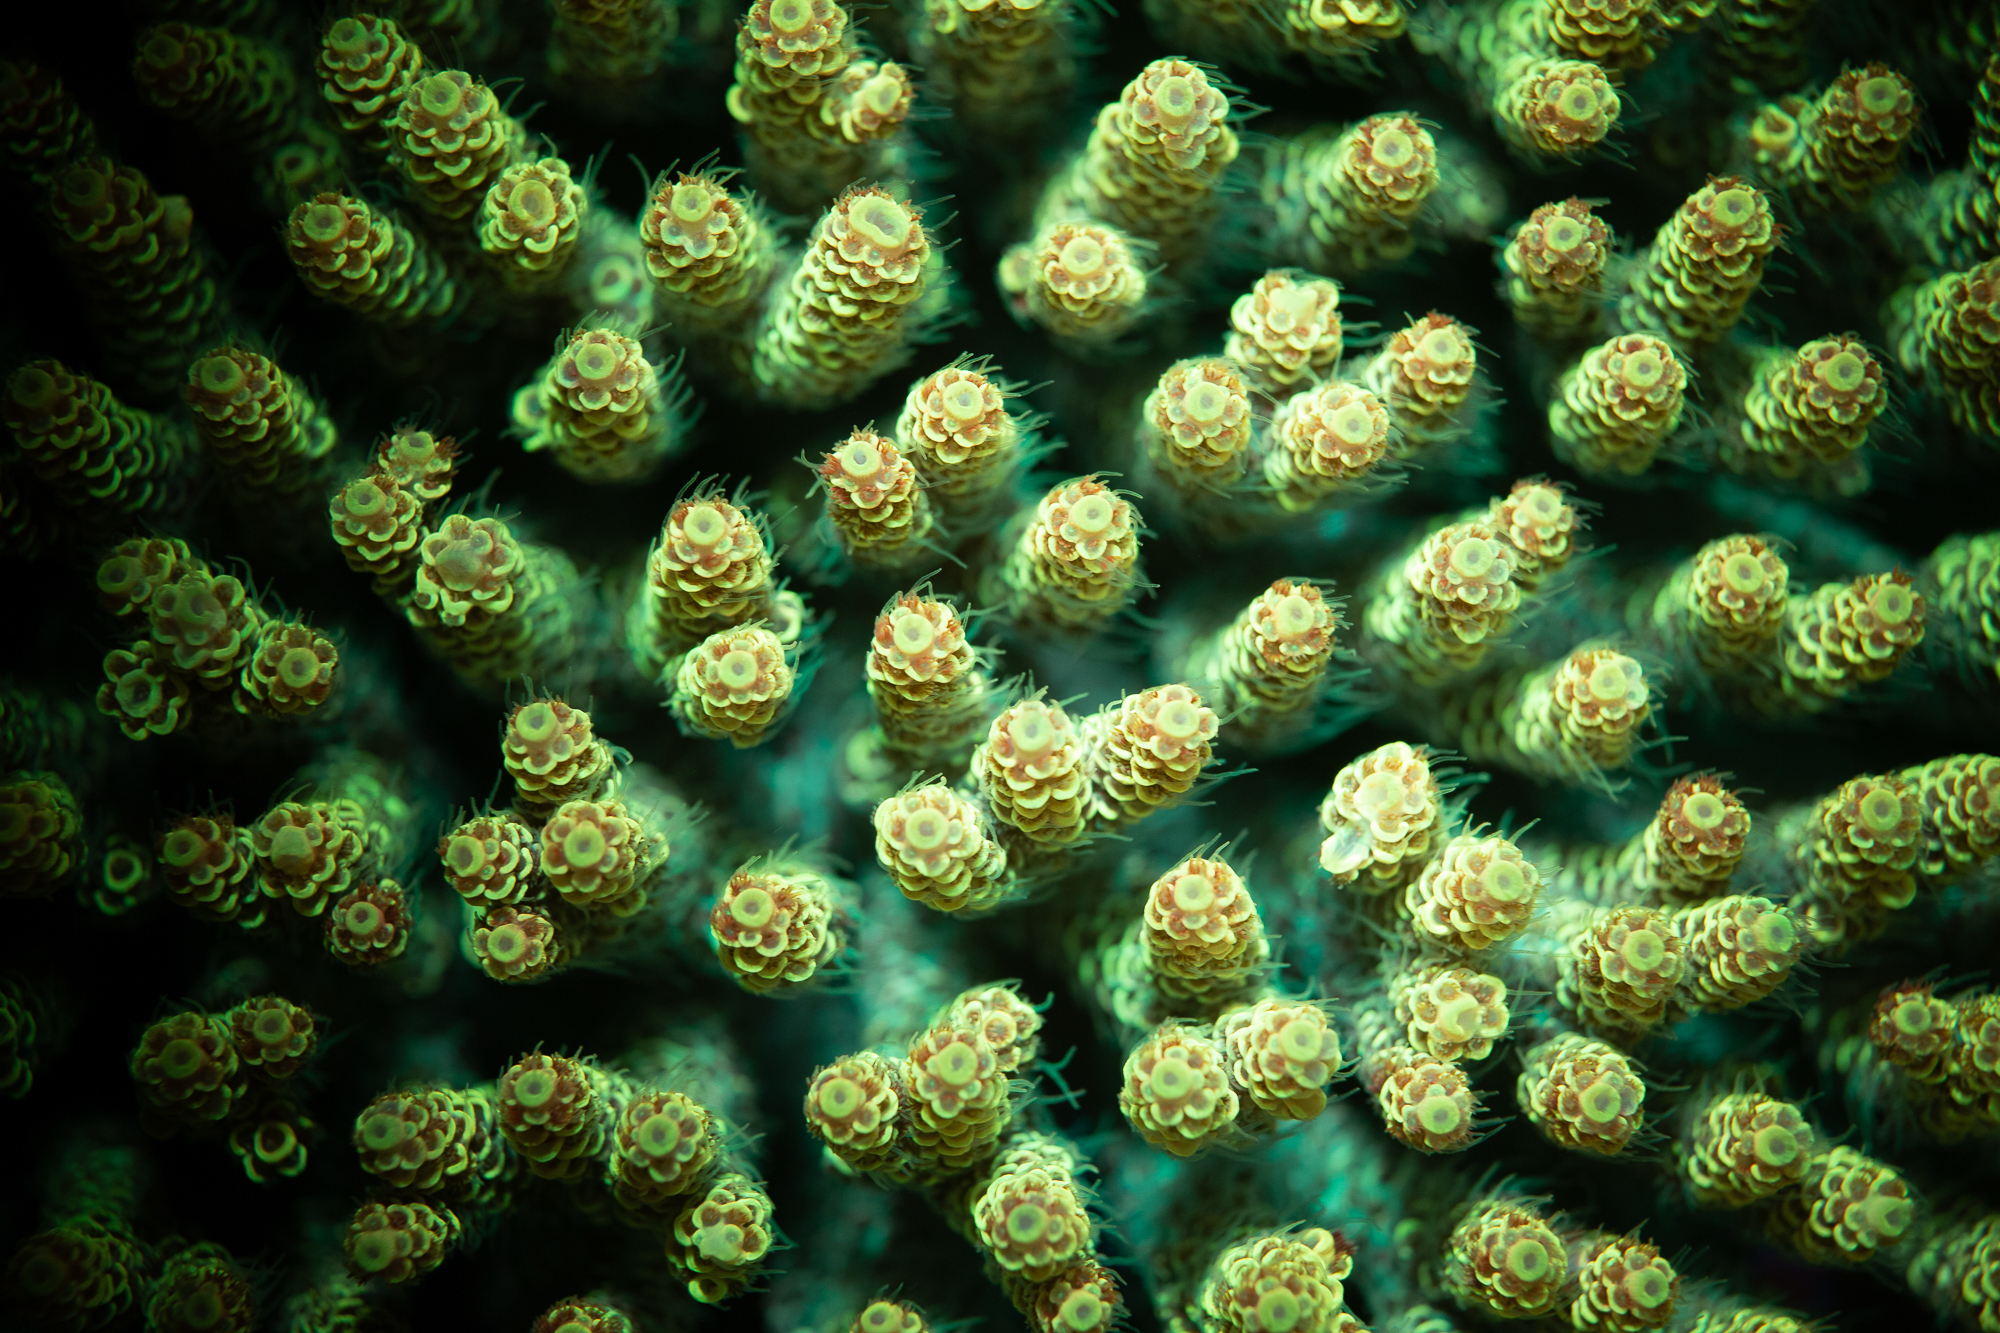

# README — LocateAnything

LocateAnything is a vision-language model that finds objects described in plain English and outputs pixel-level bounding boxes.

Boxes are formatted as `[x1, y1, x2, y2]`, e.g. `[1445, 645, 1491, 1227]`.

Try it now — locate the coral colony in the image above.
[8, 0, 2000, 1330]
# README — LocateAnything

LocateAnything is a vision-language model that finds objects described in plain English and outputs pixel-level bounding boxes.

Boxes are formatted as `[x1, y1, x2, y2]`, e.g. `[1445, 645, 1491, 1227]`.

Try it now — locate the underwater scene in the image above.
[2, 0, 2000, 1329]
